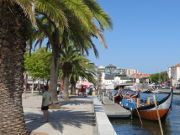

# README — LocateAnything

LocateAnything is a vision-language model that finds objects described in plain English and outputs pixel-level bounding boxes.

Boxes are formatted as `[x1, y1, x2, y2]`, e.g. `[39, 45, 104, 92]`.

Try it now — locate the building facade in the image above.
[126, 68, 139, 77]
[168, 64, 180, 87]
[97, 65, 139, 89]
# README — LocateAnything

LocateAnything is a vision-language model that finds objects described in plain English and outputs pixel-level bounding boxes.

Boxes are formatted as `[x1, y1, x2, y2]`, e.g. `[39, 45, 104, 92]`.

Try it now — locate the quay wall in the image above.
[93, 97, 117, 135]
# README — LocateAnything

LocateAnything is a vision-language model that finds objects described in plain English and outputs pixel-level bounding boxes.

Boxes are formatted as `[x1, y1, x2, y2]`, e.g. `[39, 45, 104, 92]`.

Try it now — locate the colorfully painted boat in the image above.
[120, 89, 173, 121]
[113, 89, 139, 104]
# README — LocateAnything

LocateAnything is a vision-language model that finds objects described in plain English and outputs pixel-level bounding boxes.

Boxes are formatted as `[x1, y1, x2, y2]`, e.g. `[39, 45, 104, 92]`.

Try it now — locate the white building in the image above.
[97, 65, 134, 90]
[126, 68, 139, 77]
[168, 64, 180, 87]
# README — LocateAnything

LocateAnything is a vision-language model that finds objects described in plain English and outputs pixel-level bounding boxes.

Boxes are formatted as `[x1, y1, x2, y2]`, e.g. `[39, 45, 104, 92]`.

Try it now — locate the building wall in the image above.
[97, 65, 144, 89]
[177, 67, 180, 81]
[168, 65, 180, 87]
[168, 67, 171, 79]
[126, 69, 139, 77]
[98, 68, 133, 89]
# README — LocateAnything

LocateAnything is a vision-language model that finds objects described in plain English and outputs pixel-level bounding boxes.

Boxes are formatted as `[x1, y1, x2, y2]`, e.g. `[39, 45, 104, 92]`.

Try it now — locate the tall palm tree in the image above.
[0, 1, 35, 134]
[32, 0, 96, 102]
[53, 0, 112, 101]
[0, 0, 67, 134]
[33, 0, 112, 102]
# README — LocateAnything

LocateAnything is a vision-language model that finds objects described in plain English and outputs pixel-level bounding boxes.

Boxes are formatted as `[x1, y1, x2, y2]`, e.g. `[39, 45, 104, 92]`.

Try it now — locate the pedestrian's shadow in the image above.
[25, 109, 95, 133]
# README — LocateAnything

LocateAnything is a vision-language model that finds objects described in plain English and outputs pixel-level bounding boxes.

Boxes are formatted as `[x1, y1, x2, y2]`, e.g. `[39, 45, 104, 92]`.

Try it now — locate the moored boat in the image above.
[120, 89, 173, 121]
[114, 89, 139, 104]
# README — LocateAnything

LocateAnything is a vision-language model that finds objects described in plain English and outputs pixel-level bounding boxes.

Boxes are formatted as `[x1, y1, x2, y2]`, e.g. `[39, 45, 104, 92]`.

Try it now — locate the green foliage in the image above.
[12, 0, 36, 25]
[82, 0, 112, 30]
[24, 48, 51, 79]
[59, 45, 96, 85]
[149, 71, 169, 83]
[32, 0, 112, 57]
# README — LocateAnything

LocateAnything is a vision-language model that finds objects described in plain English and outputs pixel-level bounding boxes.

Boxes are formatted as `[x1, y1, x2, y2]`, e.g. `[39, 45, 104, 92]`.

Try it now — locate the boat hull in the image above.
[120, 89, 173, 121]
[133, 109, 170, 121]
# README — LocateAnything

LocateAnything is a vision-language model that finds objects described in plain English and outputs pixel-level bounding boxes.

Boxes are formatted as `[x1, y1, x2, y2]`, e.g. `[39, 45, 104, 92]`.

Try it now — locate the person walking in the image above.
[41, 85, 52, 122]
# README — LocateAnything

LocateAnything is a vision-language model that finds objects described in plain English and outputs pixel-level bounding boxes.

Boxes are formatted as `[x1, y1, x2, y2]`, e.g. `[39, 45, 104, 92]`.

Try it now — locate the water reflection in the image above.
[111, 95, 180, 135]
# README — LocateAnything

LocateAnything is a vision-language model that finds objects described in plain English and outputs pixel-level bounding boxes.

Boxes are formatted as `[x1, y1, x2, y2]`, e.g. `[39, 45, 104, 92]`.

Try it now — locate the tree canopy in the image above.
[149, 71, 169, 83]
[24, 48, 51, 80]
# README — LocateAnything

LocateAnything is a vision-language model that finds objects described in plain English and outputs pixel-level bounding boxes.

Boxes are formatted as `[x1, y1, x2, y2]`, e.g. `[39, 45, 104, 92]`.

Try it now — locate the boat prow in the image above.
[120, 89, 173, 121]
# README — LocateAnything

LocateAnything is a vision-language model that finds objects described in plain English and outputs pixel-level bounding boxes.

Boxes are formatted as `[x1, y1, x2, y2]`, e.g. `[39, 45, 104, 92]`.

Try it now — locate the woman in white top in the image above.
[41, 85, 52, 122]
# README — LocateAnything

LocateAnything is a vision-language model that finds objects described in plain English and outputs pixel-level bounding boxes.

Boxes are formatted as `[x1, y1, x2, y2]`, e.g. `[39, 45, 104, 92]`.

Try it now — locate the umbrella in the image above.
[81, 81, 93, 88]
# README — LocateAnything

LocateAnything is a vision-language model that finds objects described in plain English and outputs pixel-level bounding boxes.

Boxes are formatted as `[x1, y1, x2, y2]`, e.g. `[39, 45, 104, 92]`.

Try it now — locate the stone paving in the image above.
[22, 94, 95, 135]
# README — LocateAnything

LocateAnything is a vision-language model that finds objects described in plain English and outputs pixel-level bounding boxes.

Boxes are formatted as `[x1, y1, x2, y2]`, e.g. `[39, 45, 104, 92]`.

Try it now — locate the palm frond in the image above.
[61, 0, 94, 33]
[1, 0, 35, 25]
[36, 0, 68, 29]
[89, 40, 99, 57]
[83, 0, 112, 30]
[14, 0, 36, 25]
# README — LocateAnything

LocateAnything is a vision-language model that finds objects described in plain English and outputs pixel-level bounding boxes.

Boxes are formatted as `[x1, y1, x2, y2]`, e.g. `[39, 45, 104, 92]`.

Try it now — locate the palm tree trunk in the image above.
[32, 79, 35, 94]
[0, 2, 29, 135]
[63, 76, 70, 100]
[71, 83, 76, 95]
[24, 73, 28, 93]
[49, 43, 59, 103]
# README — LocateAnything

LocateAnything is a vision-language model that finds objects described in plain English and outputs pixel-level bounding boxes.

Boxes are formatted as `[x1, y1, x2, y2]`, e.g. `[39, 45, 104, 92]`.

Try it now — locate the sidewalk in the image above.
[23, 94, 95, 135]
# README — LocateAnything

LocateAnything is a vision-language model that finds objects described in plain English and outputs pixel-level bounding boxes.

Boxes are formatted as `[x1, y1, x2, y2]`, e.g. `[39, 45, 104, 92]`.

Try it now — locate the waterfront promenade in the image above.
[23, 94, 96, 135]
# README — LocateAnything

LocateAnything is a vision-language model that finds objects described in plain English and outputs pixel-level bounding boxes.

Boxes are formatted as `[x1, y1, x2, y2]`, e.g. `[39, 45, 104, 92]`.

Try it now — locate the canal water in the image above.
[110, 94, 180, 135]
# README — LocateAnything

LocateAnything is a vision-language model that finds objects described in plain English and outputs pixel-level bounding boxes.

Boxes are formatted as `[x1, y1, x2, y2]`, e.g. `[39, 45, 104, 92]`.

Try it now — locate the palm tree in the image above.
[0, 0, 68, 134]
[59, 45, 96, 99]
[32, 0, 95, 102]
[59, 1, 112, 94]
[33, 0, 112, 102]
[56, 0, 112, 100]
[0, 1, 34, 134]
[69, 61, 96, 95]
[60, 45, 80, 99]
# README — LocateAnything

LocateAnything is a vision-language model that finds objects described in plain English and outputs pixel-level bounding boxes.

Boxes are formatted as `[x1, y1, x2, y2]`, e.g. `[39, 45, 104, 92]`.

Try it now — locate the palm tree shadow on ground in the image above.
[59, 96, 93, 106]
[25, 109, 95, 133]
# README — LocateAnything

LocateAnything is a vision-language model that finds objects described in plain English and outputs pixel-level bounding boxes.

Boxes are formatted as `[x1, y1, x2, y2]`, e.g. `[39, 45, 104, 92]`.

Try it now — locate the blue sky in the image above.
[88, 0, 180, 73]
